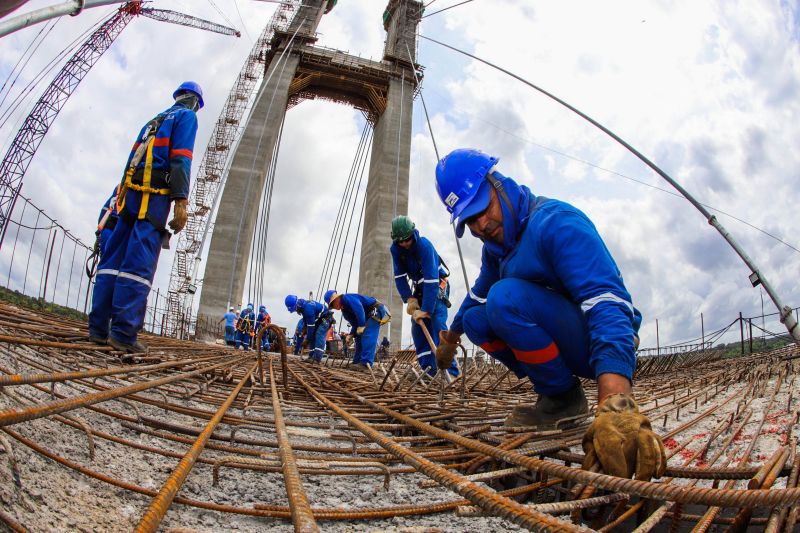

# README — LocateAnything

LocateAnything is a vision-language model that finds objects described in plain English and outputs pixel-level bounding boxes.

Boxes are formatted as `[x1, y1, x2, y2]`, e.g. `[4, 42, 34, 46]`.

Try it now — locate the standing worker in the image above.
[389, 215, 458, 377]
[324, 290, 390, 371]
[88, 81, 203, 354]
[235, 304, 255, 350]
[285, 294, 329, 363]
[433, 148, 665, 481]
[220, 307, 237, 347]
[256, 305, 271, 351]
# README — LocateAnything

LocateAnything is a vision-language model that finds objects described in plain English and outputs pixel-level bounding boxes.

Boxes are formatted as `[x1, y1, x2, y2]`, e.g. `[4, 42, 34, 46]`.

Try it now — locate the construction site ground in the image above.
[0, 301, 798, 532]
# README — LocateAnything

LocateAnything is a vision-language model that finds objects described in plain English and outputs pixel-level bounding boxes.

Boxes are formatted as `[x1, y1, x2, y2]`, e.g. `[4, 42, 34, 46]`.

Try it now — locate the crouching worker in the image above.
[433, 148, 666, 481]
[324, 290, 390, 372]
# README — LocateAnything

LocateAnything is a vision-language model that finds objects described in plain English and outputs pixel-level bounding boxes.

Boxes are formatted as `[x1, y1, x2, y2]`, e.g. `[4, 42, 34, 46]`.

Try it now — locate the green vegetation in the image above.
[0, 285, 87, 322]
[714, 334, 793, 358]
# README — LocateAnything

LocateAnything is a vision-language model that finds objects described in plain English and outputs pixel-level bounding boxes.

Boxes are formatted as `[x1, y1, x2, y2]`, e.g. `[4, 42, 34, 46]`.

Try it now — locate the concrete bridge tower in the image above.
[197, 0, 423, 346]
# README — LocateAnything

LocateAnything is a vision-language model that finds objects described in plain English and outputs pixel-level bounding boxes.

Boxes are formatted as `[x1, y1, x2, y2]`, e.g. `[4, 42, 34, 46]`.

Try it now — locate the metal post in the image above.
[739, 312, 745, 355]
[748, 318, 753, 354]
[656, 319, 660, 357]
[701, 312, 705, 351]
[40, 229, 57, 302]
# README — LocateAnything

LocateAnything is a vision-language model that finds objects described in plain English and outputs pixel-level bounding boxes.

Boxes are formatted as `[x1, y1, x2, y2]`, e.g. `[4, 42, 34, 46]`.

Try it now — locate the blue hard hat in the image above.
[259, 305, 266, 312]
[435, 148, 498, 236]
[285, 294, 298, 312]
[323, 289, 339, 305]
[173, 81, 204, 109]
[247, 303, 254, 309]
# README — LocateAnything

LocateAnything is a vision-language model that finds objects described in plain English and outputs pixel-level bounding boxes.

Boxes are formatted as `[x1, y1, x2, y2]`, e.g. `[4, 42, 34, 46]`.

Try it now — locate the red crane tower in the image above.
[0, 1, 239, 246]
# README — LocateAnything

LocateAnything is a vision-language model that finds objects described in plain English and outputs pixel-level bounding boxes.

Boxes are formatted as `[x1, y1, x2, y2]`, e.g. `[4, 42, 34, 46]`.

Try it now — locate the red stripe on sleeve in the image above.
[152, 137, 170, 147]
[479, 339, 508, 353]
[170, 148, 193, 159]
[512, 342, 560, 364]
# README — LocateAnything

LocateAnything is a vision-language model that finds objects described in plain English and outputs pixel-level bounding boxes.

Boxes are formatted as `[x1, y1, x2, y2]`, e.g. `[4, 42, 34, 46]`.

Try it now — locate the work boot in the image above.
[108, 336, 148, 355]
[504, 381, 588, 429]
[87, 335, 107, 346]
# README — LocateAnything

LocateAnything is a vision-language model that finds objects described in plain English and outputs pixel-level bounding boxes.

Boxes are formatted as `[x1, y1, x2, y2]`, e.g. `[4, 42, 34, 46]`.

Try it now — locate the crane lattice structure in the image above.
[0, 1, 239, 247]
[164, 1, 301, 337]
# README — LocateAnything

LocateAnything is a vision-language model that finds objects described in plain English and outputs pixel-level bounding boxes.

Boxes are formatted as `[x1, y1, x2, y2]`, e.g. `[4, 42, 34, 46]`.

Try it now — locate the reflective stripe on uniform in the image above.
[97, 269, 119, 277]
[118, 271, 152, 288]
[394, 273, 406, 279]
[469, 289, 487, 304]
[423, 278, 438, 283]
[580, 292, 633, 314]
[417, 350, 431, 357]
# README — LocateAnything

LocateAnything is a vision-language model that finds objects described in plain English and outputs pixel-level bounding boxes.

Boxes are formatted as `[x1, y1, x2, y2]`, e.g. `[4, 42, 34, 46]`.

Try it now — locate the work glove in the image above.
[582, 393, 666, 481]
[435, 330, 460, 371]
[169, 199, 188, 233]
[412, 309, 430, 322]
[356, 326, 365, 336]
[406, 298, 420, 315]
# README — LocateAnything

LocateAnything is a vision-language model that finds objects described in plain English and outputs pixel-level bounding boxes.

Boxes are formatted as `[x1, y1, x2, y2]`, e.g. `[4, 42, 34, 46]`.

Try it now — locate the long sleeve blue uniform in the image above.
[297, 299, 329, 361]
[293, 318, 305, 355]
[88, 101, 198, 346]
[390, 229, 458, 376]
[96, 184, 120, 257]
[450, 173, 641, 396]
[235, 307, 255, 350]
[223, 311, 236, 346]
[338, 293, 388, 366]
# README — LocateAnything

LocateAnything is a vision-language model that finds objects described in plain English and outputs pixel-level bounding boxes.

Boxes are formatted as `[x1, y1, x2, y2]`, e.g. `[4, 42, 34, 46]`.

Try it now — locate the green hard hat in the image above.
[391, 215, 415, 241]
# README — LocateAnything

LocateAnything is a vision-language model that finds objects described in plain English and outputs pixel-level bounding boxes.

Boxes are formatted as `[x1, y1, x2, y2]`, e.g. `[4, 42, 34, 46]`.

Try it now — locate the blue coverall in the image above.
[88, 102, 197, 345]
[297, 299, 327, 361]
[293, 318, 305, 355]
[235, 307, 255, 350]
[450, 173, 641, 396]
[256, 310, 271, 350]
[96, 184, 120, 257]
[391, 229, 459, 377]
[222, 311, 236, 346]
[338, 293, 388, 366]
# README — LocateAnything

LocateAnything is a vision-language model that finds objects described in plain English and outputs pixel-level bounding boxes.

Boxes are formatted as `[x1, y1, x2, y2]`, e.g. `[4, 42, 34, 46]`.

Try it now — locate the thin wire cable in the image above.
[0, 18, 58, 110]
[421, 0, 475, 19]
[227, 22, 301, 306]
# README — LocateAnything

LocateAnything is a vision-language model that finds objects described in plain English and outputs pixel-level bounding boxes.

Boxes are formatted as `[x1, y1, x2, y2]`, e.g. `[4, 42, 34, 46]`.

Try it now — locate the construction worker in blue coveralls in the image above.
[235, 304, 255, 350]
[293, 317, 305, 355]
[256, 305, 271, 351]
[433, 148, 666, 481]
[96, 184, 120, 257]
[220, 307, 237, 346]
[88, 81, 202, 356]
[324, 290, 390, 371]
[285, 294, 329, 363]
[390, 215, 459, 377]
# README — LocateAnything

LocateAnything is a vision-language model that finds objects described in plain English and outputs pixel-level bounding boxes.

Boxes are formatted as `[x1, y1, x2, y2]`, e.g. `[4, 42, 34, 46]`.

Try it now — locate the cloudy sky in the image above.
[1, 0, 799, 349]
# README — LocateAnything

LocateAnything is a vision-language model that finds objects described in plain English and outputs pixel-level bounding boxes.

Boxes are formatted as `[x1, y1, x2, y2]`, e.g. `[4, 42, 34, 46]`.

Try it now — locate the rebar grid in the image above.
[0, 301, 798, 532]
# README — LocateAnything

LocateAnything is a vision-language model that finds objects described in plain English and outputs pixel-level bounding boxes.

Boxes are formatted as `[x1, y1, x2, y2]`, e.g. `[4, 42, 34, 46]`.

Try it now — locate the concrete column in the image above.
[358, 74, 414, 347]
[197, 52, 300, 326]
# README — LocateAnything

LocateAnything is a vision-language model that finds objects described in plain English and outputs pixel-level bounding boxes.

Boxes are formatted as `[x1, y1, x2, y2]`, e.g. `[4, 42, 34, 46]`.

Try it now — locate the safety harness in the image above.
[116, 112, 172, 234]
[367, 301, 392, 326]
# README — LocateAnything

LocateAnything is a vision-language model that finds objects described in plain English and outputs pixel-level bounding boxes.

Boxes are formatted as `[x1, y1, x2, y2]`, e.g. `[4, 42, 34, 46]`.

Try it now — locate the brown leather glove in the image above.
[435, 330, 460, 371]
[582, 393, 666, 481]
[356, 326, 365, 336]
[406, 298, 420, 315]
[169, 199, 188, 233]
[412, 309, 430, 322]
